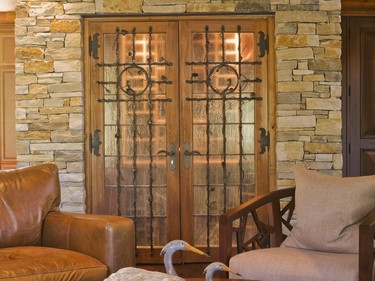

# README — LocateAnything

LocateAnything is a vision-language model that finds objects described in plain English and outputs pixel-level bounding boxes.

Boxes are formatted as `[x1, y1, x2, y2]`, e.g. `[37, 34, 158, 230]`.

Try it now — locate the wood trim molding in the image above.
[341, 1, 375, 16]
[0, 12, 15, 24]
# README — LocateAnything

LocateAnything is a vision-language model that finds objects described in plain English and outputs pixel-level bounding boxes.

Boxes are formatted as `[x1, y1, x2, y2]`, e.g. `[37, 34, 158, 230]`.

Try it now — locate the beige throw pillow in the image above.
[281, 166, 375, 254]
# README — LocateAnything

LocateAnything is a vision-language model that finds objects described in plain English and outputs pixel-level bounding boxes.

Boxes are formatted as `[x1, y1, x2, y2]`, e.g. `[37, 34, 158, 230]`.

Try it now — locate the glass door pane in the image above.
[180, 20, 266, 254]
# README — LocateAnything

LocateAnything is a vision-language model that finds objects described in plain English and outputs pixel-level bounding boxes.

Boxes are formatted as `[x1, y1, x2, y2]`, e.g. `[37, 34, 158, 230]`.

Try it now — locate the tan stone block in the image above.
[17, 154, 54, 162]
[39, 107, 82, 114]
[51, 20, 81, 33]
[63, 3, 96, 14]
[17, 131, 51, 140]
[306, 98, 341, 110]
[325, 47, 341, 58]
[45, 48, 81, 60]
[187, 3, 236, 12]
[276, 11, 328, 23]
[55, 151, 83, 162]
[30, 143, 83, 151]
[70, 97, 83, 106]
[276, 48, 314, 60]
[278, 81, 313, 92]
[25, 61, 54, 73]
[309, 59, 341, 71]
[70, 113, 83, 130]
[29, 122, 69, 131]
[16, 18, 37, 27]
[16, 75, 38, 86]
[277, 69, 293, 81]
[276, 141, 304, 161]
[97, 0, 142, 13]
[293, 69, 314, 75]
[276, 23, 297, 34]
[313, 85, 330, 94]
[51, 130, 83, 142]
[315, 118, 341, 135]
[302, 74, 325, 82]
[143, 5, 186, 13]
[330, 85, 341, 98]
[320, 0, 341, 11]
[277, 115, 316, 128]
[297, 23, 316, 34]
[305, 143, 341, 154]
[277, 60, 298, 70]
[308, 161, 333, 170]
[28, 2, 64, 17]
[16, 47, 44, 60]
[16, 4, 29, 18]
[48, 83, 82, 93]
[276, 35, 319, 47]
[321, 40, 341, 49]
[278, 92, 300, 104]
[54, 60, 81, 72]
[29, 84, 48, 95]
[315, 154, 333, 161]
[317, 23, 341, 35]
[143, 0, 186, 4]
[65, 33, 82, 48]
[333, 153, 343, 170]
[16, 36, 46, 46]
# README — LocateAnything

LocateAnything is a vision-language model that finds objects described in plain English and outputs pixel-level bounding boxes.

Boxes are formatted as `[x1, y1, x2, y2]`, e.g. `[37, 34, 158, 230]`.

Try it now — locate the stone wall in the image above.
[14, 0, 342, 211]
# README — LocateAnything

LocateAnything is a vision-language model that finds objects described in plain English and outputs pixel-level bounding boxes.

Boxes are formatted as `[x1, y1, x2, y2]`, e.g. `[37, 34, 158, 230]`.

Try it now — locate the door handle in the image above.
[157, 143, 176, 171]
[184, 142, 201, 170]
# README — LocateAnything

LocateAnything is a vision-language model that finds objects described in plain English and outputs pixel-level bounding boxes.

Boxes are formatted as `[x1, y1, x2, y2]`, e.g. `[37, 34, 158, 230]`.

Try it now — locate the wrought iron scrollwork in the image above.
[185, 24, 264, 253]
[95, 26, 173, 254]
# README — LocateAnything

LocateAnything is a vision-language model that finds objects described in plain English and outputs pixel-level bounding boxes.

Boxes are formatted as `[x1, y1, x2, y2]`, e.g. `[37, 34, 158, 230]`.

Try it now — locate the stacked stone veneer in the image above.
[14, 0, 342, 212]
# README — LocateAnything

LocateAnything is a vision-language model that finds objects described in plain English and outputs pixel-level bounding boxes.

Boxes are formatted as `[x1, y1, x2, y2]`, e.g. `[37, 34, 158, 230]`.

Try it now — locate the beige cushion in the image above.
[281, 167, 375, 254]
[229, 247, 358, 281]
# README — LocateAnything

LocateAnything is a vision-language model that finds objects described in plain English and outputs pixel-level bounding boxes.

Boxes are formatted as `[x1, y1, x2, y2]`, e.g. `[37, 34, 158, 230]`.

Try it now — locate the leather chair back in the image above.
[0, 164, 60, 247]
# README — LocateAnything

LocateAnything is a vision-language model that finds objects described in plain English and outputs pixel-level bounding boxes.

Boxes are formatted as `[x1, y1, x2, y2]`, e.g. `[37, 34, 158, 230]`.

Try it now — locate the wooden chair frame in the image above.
[219, 187, 375, 281]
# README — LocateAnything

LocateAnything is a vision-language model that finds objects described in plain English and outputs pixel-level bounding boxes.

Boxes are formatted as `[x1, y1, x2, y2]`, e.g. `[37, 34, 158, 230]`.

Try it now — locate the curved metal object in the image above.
[184, 142, 201, 170]
[157, 143, 176, 171]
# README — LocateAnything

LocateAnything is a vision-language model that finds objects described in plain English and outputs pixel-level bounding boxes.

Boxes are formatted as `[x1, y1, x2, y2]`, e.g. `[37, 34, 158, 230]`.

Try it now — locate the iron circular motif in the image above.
[120, 65, 150, 96]
[208, 64, 239, 96]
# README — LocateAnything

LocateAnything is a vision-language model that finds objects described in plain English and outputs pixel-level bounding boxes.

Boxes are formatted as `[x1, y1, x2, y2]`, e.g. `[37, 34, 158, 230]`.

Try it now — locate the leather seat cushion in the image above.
[0, 246, 108, 281]
[229, 247, 360, 281]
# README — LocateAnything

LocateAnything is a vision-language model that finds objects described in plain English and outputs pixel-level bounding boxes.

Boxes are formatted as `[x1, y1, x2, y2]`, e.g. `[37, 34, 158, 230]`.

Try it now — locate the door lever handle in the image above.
[184, 150, 201, 156]
[157, 143, 176, 171]
[157, 150, 175, 156]
[184, 142, 201, 170]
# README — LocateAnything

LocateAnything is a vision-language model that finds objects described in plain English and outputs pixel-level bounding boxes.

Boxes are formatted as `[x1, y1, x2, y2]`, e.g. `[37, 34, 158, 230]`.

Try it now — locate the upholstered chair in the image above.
[220, 167, 375, 281]
[0, 163, 135, 280]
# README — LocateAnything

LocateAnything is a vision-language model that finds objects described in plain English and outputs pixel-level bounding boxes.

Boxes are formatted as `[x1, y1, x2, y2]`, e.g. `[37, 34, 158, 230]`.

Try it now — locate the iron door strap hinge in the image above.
[89, 33, 100, 60]
[257, 31, 269, 58]
[90, 129, 102, 156]
[258, 128, 270, 154]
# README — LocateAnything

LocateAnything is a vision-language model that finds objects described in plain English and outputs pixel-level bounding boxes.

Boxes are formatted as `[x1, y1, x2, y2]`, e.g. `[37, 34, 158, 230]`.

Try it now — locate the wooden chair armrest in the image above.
[219, 187, 295, 265]
[359, 207, 375, 281]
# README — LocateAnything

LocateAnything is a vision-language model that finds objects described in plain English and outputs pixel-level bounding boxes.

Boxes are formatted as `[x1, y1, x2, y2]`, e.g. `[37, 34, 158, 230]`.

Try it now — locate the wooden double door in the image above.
[84, 16, 274, 264]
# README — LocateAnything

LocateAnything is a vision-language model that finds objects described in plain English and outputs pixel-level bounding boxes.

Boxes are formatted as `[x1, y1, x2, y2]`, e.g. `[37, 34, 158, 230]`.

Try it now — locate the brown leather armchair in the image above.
[0, 163, 135, 280]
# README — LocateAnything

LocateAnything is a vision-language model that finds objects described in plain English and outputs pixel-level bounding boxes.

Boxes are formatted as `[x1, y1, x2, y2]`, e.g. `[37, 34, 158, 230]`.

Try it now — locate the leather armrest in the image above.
[359, 207, 375, 281]
[42, 211, 135, 274]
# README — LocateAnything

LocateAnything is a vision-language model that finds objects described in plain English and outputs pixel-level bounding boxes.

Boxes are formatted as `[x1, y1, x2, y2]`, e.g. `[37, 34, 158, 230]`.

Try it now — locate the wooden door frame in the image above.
[342, 16, 375, 176]
[84, 14, 276, 265]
